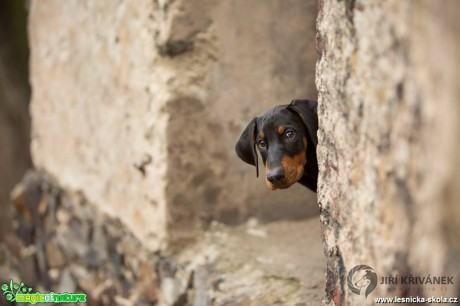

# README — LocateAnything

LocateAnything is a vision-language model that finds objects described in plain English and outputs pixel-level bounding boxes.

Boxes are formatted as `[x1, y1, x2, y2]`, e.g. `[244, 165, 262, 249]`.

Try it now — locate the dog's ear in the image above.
[287, 99, 318, 146]
[235, 117, 259, 177]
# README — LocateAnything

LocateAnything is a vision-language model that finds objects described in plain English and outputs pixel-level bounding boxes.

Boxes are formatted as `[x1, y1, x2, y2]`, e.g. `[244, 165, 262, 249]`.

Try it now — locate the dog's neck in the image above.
[298, 146, 318, 192]
[298, 172, 317, 192]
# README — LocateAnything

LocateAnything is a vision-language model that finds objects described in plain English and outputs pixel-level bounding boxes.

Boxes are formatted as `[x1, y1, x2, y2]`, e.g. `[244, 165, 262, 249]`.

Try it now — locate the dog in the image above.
[235, 99, 318, 192]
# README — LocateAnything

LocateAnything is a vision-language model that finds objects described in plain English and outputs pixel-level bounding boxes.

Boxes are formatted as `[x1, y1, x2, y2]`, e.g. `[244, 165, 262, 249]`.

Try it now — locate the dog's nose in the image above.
[267, 170, 285, 185]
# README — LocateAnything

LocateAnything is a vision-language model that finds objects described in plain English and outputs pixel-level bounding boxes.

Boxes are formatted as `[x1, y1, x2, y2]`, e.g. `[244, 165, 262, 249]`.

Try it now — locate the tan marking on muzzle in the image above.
[264, 153, 306, 190]
[279, 152, 306, 189]
[264, 162, 277, 190]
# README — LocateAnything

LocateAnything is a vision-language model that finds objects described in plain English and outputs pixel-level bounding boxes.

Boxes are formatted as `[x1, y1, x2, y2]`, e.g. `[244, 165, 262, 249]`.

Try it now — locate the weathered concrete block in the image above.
[29, 0, 170, 250]
[317, 0, 460, 304]
[29, 0, 318, 250]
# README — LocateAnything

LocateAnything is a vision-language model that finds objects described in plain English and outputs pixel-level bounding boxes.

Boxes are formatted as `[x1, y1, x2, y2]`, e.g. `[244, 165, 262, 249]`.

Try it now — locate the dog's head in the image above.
[235, 100, 318, 190]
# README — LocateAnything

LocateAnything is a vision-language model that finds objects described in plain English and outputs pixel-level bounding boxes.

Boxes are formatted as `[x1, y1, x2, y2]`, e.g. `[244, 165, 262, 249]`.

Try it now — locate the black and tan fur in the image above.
[235, 99, 318, 192]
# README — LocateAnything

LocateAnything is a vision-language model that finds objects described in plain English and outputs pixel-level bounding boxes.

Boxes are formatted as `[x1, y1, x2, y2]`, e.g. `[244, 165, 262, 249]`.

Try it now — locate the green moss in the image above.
[261, 275, 301, 303]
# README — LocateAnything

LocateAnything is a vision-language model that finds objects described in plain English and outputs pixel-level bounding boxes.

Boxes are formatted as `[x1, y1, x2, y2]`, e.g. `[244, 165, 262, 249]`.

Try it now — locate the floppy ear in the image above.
[235, 117, 259, 177]
[287, 99, 318, 146]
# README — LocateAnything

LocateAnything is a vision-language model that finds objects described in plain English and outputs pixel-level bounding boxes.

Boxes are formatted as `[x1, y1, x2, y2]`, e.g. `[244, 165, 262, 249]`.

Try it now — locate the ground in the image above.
[172, 217, 325, 306]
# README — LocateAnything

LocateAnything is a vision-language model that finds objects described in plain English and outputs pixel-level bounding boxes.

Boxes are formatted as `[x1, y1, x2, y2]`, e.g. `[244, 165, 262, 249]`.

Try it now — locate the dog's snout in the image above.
[267, 169, 285, 185]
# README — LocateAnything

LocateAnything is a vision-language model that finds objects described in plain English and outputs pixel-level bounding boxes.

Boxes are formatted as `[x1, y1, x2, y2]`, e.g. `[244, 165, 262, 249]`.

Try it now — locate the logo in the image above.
[1, 280, 86, 304]
[347, 265, 378, 298]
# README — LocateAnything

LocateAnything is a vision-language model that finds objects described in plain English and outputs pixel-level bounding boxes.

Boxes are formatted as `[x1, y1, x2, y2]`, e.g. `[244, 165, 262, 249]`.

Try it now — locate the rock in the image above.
[3, 233, 23, 259]
[18, 254, 38, 288]
[56, 209, 71, 226]
[192, 264, 215, 306]
[219, 296, 251, 306]
[84, 248, 101, 268]
[317, 0, 460, 304]
[57, 269, 76, 293]
[245, 218, 259, 229]
[45, 241, 65, 268]
[161, 277, 184, 305]
[48, 268, 60, 282]
[4, 170, 326, 305]
[138, 262, 158, 301]
[246, 228, 267, 238]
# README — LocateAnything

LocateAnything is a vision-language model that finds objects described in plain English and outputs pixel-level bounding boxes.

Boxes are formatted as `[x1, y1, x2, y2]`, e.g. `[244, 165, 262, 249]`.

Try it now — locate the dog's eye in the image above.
[285, 131, 296, 139]
[257, 140, 266, 148]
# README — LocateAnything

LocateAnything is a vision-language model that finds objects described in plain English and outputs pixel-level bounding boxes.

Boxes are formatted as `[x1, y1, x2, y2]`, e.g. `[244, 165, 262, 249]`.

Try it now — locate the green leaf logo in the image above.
[1, 280, 33, 302]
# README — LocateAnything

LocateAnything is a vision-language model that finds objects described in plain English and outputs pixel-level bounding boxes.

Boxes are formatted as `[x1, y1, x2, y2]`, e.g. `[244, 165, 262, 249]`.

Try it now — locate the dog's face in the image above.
[256, 107, 307, 190]
[235, 100, 318, 191]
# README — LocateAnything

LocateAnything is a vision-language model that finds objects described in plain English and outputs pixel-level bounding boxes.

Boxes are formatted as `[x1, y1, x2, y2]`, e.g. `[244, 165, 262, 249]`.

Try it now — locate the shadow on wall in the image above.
[0, 0, 31, 239]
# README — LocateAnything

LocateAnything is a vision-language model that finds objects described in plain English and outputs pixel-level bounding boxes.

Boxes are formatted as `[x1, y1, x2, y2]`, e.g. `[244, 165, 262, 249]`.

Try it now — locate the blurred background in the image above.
[0, 0, 31, 241]
[0, 1, 324, 305]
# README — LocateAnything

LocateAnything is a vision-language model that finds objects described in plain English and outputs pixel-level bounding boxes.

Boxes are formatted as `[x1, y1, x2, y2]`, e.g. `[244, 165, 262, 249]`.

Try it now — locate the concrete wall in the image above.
[317, 0, 460, 304]
[28, 0, 318, 250]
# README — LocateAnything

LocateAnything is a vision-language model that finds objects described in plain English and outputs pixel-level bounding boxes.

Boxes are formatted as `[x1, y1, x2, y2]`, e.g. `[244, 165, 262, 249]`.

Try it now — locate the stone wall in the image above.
[317, 0, 460, 304]
[3, 170, 325, 306]
[28, 0, 318, 250]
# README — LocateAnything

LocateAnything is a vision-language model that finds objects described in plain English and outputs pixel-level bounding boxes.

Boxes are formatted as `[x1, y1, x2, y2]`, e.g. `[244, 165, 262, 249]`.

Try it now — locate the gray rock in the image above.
[46, 241, 66, 268]
[317, 0, 460, 304]
[57, 269, 76, 294]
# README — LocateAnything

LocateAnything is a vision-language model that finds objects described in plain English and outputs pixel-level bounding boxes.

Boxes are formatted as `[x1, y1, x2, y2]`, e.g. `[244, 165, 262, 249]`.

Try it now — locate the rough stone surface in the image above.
[28, 0, 318, 250]
[2, 171, 325, 306]
[178, 218, 325, 305]
[316, 0, 460, 304]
